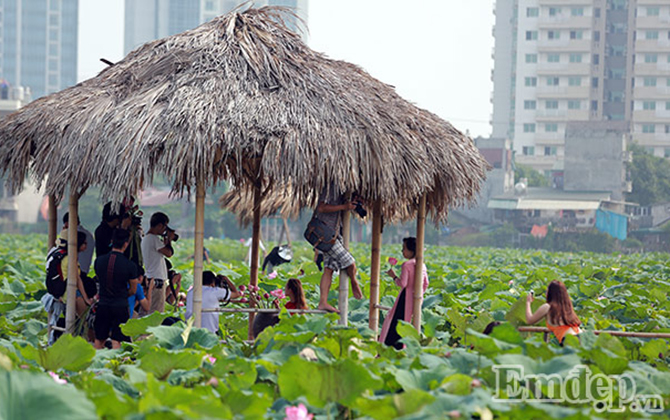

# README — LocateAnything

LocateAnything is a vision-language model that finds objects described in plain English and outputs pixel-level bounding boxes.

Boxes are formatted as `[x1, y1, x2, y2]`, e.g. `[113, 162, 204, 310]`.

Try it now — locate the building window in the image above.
[571, 7, 584, 16]
[549, 7, 560, 16]
[205, 0, 215, 11]
[646, 30, 659, 40]
[523, 146, 535, 156]
[666, 101, 670, 110]
[524, 100, 537, 110]
[570, 30, 583, 40]
[664, 147, 670, 157]
[594, 8, 601, 18]
[666, 126, 670, 135]
[594, 31, 600, 42]
[523, 123, 536, 133]
[645, 53, 658, 63]
[527, 7, 539, 17]
[546, 77, 560, 86]
[525, 77, 537, 87]
[642, 124, 656, 133]
[569, 53, 582, 63]
[546, 100, 559, 109]
[525, 54, 538, 63]
[647, 6, 660, 16]
[643, 101, 656, 110]
[526, 31, 538, 40]
[644, 77, 657, 87]
[592, 77, 599, 88]
[548, 30, 560, 40]
[568, 100, 581, 109]
[544, 146, 557, 155]
[591, 100, 598, 110]
[548, 53, 560, 63]
[568, 76, 582, 86]
[545, 124, 558, 133]
[593, 54, 600, 65]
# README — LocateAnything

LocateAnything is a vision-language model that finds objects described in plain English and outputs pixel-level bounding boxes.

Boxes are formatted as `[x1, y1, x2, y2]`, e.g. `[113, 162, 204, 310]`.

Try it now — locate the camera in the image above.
[164, 226, 179, 242]
[154, 279, 165, 289]
[353, 201, 367, 218]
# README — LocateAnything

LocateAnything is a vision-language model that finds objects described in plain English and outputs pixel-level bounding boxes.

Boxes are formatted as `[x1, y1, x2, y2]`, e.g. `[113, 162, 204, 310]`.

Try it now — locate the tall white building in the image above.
[491, 0, 670, 175]
[124, 0, 308, 55]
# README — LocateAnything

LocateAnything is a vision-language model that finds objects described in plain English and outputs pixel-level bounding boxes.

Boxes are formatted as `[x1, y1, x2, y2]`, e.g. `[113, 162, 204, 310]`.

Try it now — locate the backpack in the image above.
[45, 247, 68, 299]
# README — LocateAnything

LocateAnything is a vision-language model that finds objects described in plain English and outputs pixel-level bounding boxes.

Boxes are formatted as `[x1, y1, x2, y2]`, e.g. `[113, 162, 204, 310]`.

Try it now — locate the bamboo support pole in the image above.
[248, 184, 262, 340]
[47, 195, 58, 250]
[412, 194, 426, 332]
[517, 326, 670, 339]
[65, 192, 79, 334]
[282, 217, 292, 247]
[368, 201, 382, 337]
[338, 199, 351, 326]
[193, 181, 206, 328]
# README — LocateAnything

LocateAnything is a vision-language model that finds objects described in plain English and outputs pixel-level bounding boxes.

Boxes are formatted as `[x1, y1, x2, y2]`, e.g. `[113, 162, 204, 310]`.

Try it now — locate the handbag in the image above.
[304, 217, 337, 252]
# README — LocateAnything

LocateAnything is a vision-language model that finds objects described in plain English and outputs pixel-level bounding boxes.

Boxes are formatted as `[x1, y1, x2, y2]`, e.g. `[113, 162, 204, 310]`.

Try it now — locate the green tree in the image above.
[514, 164, 549, 187]
[627, 145, 670, 206]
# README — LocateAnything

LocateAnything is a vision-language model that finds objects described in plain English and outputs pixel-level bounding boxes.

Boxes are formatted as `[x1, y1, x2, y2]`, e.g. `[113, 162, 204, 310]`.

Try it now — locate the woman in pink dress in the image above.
[379, 237, 429, 349]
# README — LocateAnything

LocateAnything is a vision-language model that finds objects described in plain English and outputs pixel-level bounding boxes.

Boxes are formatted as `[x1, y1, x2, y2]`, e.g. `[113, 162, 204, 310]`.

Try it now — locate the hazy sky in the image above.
[78, 0, 495, 137]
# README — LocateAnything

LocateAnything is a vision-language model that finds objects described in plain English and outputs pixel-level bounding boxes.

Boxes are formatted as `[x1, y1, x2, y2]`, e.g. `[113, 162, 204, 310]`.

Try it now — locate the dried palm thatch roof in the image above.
[0, 6, 488, 221]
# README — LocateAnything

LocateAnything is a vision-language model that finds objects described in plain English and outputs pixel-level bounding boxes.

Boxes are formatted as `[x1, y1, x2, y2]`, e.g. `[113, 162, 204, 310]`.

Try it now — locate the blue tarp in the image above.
[595, 209, 627, 241]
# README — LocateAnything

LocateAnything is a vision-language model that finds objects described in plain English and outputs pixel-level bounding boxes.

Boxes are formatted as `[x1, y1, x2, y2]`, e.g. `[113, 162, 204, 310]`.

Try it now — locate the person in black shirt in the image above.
[93, 229, 139, 349]
[94, 202, 125, 258]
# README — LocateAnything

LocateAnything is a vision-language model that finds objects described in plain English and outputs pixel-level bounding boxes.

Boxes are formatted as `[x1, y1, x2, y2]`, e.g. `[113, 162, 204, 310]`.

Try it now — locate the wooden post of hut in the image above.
[65, 192, 80, 334]
[412, 194, 427, 331]
[47, 195, 58, 250]
[282, 217, 291, 247]
[193, 181, 206, 328]
[338, 196, 352, 326]
[368, 201, 382, 337]
[248, 183, 263, 339]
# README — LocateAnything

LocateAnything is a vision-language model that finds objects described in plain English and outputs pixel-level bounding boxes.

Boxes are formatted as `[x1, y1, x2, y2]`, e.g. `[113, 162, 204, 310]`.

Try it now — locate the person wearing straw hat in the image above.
[312, 186, 364, 313]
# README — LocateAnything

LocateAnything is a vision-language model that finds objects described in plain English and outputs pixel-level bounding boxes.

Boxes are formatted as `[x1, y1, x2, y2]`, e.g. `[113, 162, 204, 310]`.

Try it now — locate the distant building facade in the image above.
[0, 0, 78, 99]
[491, 0, 670, 174]
[124, 0, 308, 55]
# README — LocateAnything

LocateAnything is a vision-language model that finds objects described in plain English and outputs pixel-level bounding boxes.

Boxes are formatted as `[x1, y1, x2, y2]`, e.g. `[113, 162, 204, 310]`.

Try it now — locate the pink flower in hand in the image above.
[268, 271, 278, 280]
[388, 257, 398, 266]
[271, 289, 286, 299]
[285, 403, 313, 420]
[48, 371, 67, 385]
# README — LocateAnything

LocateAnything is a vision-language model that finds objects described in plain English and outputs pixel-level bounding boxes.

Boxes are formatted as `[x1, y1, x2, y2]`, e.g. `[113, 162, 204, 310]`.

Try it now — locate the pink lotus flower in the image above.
[268, 271, 278, 280]
[285, 403, 313, 420]
[203, 355, 217, 364]
[254, 285, 260, 292]
[264, 293, 270, 299]
[388, 257, 398, 266]
[48, 371, 67, 385]
[271, 289, 286, 299]
[240, 238, 246, 244]
[508, 280, 514, 286]
[239, 284, 246, 292]
[240, 298, 248, 303]
[177, 302, 184, 308]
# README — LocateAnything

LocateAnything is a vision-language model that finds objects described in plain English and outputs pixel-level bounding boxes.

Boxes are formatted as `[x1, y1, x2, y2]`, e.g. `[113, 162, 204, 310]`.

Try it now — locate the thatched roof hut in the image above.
[0, 7, 487, 222]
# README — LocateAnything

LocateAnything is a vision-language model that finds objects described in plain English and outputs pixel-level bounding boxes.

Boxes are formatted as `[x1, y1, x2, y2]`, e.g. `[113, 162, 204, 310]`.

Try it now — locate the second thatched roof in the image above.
[0, 7, 488, 221]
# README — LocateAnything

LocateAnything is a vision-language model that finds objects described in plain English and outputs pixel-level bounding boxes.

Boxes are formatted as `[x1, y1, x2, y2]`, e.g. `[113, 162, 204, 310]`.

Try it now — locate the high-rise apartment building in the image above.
[124, 0, 308, 55]
[491, 0, 670, 174]
[0, 0, 78, 99]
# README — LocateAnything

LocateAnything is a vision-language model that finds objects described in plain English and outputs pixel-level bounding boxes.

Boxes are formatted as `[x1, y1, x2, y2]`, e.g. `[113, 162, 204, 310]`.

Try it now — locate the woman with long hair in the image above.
[379, 237, 429, 350]
[526, 280, 581, 344]
[285, 278, 308, 310]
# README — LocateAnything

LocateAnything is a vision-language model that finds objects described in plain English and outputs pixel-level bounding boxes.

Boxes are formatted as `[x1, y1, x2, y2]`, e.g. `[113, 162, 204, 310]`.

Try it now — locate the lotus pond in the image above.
[0, 234, 669, 419]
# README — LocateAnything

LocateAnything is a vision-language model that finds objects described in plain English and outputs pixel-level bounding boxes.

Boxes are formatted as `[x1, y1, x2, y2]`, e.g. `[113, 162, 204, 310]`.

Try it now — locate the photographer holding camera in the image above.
[141, 212, 176, 314]
[310, 186, 365, 313]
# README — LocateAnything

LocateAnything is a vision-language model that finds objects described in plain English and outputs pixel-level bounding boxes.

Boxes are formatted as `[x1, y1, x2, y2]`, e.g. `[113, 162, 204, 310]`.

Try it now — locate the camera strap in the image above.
[106, 253, 117, 296]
